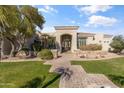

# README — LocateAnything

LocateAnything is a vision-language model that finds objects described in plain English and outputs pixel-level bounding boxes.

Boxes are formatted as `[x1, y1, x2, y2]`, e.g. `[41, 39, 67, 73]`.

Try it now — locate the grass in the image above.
[71, 57, 124, 87]
[0, 61, 59, 88]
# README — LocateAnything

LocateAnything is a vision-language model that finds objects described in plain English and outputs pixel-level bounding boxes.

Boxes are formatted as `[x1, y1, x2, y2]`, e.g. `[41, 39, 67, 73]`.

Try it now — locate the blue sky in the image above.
[34, 5, 124, 35]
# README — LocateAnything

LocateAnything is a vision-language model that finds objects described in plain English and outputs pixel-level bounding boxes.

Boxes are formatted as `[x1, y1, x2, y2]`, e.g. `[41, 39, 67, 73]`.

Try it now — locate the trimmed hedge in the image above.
[80, 44, 102, 51]
[38, 49, 53, 60]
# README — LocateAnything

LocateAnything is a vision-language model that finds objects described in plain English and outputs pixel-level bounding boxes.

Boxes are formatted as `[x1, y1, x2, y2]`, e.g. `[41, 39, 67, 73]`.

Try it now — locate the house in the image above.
[45, 26, 113, 53]
[1, 26, 113, 56]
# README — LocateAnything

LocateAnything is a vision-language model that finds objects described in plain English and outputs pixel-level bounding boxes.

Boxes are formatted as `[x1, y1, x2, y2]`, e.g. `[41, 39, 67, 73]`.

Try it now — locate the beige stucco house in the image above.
[1, 26, 113, 56]
[45, 26, 113, 53]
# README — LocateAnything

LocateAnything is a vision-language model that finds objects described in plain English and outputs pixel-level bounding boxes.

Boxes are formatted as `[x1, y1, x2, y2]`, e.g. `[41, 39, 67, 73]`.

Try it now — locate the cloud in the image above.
[85, 15, 117, 27]
[76, 5, 112, 14]
[70, 20, 76, 24]
[38, 5, 58, 14]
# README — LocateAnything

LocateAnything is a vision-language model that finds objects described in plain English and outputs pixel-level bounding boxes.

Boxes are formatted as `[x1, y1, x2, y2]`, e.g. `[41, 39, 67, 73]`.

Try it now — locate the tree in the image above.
[41, 34, 49, 48]
[0, 5, 45, 58]
[48, 36, 56, 49]
[41, 34, 56, 49]
[0, 5, 21, 57]
[110, 35, 124, 53]
[16, 5, 45, 54]
[32, 35, 42, 56]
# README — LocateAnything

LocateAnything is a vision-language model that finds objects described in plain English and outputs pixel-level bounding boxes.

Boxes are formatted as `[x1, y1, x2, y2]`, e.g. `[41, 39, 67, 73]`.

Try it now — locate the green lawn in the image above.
[0, 61, 59, 88]
[71, 57, 124, 87]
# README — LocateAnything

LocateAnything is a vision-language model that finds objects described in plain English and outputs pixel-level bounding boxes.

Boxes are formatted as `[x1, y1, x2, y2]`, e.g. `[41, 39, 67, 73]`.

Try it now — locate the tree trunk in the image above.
[0, 37, 5, 58]
[0, 27, 4, 59]
[9, 41, 16, 57]
[6, 37, 16, 58]
[16, 39, 22, 52]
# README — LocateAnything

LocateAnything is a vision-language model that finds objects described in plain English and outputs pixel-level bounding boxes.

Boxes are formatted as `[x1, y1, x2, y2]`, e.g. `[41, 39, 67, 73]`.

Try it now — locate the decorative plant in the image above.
[38, 49, 53, 60]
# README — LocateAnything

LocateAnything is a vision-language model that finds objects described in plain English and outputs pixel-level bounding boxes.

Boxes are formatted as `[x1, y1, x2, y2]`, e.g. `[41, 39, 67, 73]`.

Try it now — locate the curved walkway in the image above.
[44, 53, 118, 88]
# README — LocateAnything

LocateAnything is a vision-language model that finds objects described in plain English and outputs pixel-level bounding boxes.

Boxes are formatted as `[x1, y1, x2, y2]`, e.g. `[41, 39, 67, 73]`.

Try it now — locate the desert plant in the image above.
[80, 44, 102, 51]
[38, 49, 53, 60]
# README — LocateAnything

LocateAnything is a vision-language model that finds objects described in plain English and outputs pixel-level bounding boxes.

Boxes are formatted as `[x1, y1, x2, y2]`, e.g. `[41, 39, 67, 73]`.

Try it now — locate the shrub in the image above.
[38, 49, 53, 60]
[110, 35, 124, 53]
[80, 44, 102, 51]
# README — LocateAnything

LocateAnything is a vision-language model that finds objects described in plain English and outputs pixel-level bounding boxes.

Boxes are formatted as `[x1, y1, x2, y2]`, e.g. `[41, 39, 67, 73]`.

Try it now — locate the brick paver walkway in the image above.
[44, 53, 118, 88]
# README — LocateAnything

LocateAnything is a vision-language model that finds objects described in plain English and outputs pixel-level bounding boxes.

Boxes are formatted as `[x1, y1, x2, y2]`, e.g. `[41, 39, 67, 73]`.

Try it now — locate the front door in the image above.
[61, 34, 72, 52]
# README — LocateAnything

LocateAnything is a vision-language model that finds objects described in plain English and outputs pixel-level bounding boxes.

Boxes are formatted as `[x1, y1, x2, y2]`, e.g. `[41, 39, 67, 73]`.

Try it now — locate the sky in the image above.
[34, 5, 124, 35]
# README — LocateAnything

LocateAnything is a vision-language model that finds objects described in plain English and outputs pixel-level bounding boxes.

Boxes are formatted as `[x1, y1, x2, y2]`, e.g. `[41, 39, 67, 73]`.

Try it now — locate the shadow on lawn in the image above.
[20, 75, 60, 88]
[108, 74, 124, 87]
[20, 76, 45, 88]
[20, 67, 73, 88]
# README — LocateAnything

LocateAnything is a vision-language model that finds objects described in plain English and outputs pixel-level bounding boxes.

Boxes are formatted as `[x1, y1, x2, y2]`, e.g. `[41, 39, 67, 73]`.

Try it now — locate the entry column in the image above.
[71, 32, 77, 52]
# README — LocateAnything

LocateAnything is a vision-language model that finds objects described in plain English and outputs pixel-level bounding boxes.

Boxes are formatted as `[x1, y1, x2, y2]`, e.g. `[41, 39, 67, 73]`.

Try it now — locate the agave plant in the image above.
[54, 67, 73, 80]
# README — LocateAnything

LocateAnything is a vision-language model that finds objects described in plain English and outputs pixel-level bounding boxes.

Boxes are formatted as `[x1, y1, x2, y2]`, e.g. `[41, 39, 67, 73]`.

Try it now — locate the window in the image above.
[77, 38, 86, 48]
[93, 36, 95, 40]
[99, 40, 102, 43]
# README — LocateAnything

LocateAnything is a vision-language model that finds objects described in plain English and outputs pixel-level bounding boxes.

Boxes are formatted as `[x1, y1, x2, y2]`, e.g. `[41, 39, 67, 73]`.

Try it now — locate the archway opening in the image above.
[61, 34, 72, 52]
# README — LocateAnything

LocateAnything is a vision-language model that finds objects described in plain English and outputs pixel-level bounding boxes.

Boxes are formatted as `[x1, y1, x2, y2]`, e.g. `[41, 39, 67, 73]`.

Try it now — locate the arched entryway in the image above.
[61, 34, 72, 52]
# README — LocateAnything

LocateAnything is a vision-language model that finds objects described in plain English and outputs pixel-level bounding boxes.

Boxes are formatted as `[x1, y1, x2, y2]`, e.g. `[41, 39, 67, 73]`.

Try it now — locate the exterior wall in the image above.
[101, 36, 113, 51]
[87, 33, 112, 51]
[51, 30, 112, 52]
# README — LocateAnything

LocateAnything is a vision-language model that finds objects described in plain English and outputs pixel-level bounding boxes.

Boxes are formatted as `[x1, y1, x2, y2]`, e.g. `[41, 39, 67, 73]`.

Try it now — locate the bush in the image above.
[110, 35, 124, 53]
[80, 44, 102, 51]
[38, 49, 53, 60]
